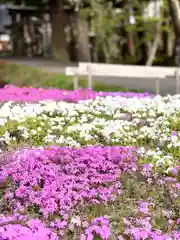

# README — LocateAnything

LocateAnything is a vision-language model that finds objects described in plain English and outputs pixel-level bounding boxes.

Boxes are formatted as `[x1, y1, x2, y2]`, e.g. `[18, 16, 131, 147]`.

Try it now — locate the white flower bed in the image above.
[0, 95, 179, 172]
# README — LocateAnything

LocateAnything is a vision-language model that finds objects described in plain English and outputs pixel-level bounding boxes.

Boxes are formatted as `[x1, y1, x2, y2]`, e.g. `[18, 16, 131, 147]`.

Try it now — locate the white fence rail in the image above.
[65, 63, 179, 94]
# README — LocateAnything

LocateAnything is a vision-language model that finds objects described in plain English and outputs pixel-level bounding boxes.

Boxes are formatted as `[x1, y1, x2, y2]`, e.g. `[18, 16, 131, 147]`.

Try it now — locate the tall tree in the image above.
[168, 0, 180, 64]
[75, 10, 91, 61]
[49, 0, 69, 61]
[168, 0, 180, 37]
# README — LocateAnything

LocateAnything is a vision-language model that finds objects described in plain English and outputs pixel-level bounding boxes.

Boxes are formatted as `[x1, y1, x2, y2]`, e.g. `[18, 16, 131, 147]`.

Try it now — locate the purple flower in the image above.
[172, 131, 177, 136]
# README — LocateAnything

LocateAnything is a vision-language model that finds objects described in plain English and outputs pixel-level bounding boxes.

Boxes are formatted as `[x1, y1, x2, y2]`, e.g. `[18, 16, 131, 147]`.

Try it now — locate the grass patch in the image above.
[0, 61, 143, 92]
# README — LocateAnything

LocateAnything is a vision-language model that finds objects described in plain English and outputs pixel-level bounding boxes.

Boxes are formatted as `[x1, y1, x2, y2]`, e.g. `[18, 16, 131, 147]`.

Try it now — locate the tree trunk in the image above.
[75, 12, 91, 62]
[168, 0, 180, 65]
[133, 4, 149, 65]
[146, 21, 162, 66]
[167, 31, 175, 56]
[49, 0, 69, 61]
[120, 20, 129, 61]
[168, 0, 180, 37]
[163, 29, 174, 57]
[127, 31, 135, 57]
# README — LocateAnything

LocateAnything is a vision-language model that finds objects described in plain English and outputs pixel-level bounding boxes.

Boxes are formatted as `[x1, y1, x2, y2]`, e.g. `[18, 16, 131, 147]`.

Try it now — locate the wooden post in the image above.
[155, 78, 160, 94]
[73, 74, 78, 90]
[73, 68, 79, 90]
[175, 68, 180, 94]
[87, 64, 92, 89]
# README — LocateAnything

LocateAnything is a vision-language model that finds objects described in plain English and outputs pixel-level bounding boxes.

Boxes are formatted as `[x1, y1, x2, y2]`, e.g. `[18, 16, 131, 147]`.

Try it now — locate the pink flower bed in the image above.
[0, 146, 135, 239]
[0, 147, 179, 239]
[0, 85, 152, 102]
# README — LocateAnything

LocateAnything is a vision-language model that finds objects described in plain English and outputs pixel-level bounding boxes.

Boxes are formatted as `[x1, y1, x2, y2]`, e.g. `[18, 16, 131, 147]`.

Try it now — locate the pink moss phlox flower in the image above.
[0, 146, 137, 239]
[83, 216, 111, 240]
[0, 85, 153, 102]
[0, 218, 59, 240]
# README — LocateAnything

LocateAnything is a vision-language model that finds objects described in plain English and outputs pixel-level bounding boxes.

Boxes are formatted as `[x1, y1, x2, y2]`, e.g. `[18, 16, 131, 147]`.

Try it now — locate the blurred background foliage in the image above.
[0, 0, 179, 66]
